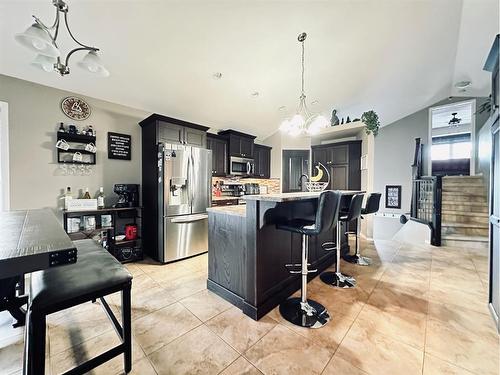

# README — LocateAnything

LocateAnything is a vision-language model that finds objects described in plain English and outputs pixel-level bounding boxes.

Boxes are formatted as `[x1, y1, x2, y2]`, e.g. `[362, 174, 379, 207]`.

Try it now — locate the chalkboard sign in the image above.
[108, 132, 131, 160]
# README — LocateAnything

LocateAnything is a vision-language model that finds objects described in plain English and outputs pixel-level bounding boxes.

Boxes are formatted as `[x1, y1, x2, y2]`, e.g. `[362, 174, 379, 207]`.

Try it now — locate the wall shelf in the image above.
[57, 132, 97, 165]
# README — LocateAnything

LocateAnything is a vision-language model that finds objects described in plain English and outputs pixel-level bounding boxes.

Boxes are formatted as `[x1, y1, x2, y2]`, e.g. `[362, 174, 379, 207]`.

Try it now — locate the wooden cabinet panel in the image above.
[158, 121, 184, 144]
[207, 135, 228, 176]
[185, 128, 206, 147]
[240, 137, 254, 158]
[331, 164, 349, 190]
[254, 145, 271, 178]
[331, 145, 348, 164]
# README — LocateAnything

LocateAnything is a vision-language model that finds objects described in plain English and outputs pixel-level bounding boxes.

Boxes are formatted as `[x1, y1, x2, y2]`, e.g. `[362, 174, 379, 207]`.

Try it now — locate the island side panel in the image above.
[208, 211, 247, 300]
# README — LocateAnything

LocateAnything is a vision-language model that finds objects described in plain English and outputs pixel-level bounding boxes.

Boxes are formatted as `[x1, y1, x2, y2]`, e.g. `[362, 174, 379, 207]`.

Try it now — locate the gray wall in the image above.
[0, 74, 147, 212]
[373, 96, 488, 239]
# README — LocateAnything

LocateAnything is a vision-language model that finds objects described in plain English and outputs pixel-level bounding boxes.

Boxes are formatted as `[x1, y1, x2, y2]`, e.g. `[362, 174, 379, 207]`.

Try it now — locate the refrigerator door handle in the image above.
[170, 214, 208, 223]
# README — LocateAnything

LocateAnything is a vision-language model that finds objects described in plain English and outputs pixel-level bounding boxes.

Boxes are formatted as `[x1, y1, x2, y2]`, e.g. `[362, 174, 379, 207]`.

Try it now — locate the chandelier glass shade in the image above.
[14, 0, 108, 77]
[280, 32, 329, 136]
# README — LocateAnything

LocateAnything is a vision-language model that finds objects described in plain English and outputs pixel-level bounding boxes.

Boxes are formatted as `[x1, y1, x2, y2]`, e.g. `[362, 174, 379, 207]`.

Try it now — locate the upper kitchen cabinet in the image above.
[218, 130, 256, 158]
[139, 114, 209, 147]
[311, 140, 361, 190]
[253, 144, 272, 178]
[207, 134, 228, 176]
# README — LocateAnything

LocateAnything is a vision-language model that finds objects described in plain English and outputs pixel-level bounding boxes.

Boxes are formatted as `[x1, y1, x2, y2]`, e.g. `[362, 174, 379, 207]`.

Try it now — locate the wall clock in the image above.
[61, 96, 91, 121]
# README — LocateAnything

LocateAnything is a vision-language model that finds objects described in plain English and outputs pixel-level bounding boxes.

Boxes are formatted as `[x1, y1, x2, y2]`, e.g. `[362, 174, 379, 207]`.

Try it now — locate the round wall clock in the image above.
[61, 96, 91, 121]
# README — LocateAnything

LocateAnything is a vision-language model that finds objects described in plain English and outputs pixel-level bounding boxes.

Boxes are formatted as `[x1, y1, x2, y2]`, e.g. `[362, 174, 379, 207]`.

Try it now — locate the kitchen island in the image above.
[207, 190, 361, 320]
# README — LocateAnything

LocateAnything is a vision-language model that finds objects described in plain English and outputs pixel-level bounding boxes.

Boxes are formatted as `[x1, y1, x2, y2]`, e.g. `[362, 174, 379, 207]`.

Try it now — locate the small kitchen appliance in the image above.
[113, 184, 139, 208]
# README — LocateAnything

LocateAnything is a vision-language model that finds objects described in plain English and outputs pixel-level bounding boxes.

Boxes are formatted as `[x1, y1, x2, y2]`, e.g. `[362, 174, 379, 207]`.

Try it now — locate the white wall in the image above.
[0, 74, 147, 213]
[0, 101, 9, 211]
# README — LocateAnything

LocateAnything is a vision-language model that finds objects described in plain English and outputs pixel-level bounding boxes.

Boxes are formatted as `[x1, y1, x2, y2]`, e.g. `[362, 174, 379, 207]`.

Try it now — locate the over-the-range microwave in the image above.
[230, 156, 254, 176]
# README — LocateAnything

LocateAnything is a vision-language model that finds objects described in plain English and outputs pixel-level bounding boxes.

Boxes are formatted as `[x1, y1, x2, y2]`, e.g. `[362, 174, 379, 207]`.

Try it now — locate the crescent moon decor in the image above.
[61, 96, 91, 121]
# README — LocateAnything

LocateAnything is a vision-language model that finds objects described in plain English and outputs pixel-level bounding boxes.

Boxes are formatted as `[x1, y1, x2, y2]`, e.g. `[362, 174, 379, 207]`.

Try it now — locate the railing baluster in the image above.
[410, 176, 442, 246]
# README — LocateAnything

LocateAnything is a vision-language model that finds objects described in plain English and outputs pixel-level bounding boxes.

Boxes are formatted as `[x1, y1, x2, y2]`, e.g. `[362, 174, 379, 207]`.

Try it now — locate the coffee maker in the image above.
[113, 184, 139, 208]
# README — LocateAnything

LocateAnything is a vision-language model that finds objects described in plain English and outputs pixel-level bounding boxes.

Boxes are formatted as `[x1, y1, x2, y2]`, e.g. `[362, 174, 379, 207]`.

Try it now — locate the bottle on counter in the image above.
[97, 187, 105, 209]
[83, 188, 91, 199]
[64, 186, 72, 210]
[58, 122, 65, 133]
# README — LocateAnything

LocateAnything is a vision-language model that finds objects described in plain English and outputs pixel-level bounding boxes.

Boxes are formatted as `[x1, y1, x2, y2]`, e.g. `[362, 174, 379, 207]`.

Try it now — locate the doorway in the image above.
[428, 100, 476, 176]
[282, 150, 309, 193]
[0, 102, 9, 211]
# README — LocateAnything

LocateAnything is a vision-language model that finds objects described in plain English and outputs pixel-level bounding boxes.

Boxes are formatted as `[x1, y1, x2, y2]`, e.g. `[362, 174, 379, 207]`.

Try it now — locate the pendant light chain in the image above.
[301, 39, 305, 98]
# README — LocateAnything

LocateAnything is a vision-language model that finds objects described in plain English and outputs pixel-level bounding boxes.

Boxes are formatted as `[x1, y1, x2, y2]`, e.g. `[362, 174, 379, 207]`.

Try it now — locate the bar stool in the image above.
[344, 193, 382, 266]
[276, 190, 341, 328]
[320, 193, 364, 288]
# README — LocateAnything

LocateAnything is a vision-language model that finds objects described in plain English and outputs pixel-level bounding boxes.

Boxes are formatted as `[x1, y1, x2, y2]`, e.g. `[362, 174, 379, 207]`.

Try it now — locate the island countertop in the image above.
[207, 204, 246, 217]
[242, 190, 363, 202]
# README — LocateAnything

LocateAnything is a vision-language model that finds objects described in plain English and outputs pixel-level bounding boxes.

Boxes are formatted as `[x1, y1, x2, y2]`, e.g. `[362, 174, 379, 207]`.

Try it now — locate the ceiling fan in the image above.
[448, 112, 461, 127]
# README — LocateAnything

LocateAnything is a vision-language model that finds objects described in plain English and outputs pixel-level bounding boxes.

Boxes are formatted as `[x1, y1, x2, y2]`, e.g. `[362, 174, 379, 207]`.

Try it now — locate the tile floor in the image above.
[1, 238, 498, 375]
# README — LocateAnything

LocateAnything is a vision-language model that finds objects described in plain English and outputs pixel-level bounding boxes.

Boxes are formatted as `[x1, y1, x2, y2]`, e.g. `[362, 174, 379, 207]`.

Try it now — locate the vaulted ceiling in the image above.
[0, 0, 498, 139]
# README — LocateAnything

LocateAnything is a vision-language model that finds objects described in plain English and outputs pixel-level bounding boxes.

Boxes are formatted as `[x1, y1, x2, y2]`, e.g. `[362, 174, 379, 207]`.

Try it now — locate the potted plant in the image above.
[361, 110, 380, 136]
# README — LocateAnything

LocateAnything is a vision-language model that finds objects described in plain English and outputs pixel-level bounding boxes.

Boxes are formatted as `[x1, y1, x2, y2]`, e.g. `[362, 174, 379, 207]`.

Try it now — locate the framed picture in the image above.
[385, 185, 402, 209]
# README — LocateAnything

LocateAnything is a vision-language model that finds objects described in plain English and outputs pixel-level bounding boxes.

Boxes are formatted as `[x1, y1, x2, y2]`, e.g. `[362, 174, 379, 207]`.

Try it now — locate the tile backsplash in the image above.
[212, 177, 281, 194]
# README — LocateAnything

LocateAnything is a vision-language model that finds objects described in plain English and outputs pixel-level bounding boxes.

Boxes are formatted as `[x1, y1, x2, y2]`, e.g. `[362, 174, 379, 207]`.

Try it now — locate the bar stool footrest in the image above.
[279, 298, 330, 328]
[343, 254, 371, 266]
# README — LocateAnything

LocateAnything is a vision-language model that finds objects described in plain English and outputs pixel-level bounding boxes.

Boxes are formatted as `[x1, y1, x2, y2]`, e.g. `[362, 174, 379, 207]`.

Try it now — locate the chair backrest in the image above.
[314, 190, 341, 234]
[346, 193, 365, 221]
[364, 193, 382, 215]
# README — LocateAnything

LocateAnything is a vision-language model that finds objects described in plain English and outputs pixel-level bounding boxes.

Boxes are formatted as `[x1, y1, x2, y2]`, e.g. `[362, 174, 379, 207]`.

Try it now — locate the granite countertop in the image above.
[207, 204, 246, 217]
[242, 190, 363, 202]
[212, 196, 240, 201]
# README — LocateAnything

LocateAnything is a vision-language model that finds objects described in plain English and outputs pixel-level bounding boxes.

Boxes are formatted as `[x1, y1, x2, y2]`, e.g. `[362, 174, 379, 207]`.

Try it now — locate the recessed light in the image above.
[213, 72, 223, 80]
[455, 80, 471, 89]
[251, 91, 259, 98]
[311, 100, 319, 105]
[278, 106, 286, 111]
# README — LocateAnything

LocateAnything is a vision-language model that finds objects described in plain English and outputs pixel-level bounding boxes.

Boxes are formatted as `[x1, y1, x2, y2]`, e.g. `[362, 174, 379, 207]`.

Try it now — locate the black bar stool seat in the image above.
[321, 193, 364, 288]
[26, 239, 133, 375]
[276, 190, 341, 329]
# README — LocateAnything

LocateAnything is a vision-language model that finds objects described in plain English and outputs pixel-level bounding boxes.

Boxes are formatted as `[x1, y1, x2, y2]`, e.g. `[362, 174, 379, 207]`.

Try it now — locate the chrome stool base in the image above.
[320, 272, 357, 288]
[344, 254, 372, 266]
[279, 298, 330, 328]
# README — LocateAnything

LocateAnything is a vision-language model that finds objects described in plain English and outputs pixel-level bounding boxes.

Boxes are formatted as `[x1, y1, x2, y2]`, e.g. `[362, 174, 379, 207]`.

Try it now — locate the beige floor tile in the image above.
[355, 303, 426, 350]
[160, 271, 208, 301]
[425, 317, 499, 375]
[122, 357, 157, 375]
[428, 285, 490, 315]
[50, 330, 145, 375]
[244, 324, 332, 375]
[307, 282, 369, 319]
[48, 301, 113, 356]
[133, 302, 201, 355]
[220, 356, 262, 375]
[336, 322, 424, 375]
[423, 354, 476, 375]
[428, 302, 497, 340]
[322, 355, 369, 375]
[206, 307, 277, 354]
[273, 310, 354, 354]
[180, 289, 232, 322]
[430, 265, 483, 292]
[124, 263, 145, 276]
[0, 311, 24, 342]
[147, 262, 193, 284]
[0, 334, 24, 375]
[148, 325, 238, 375]
[367, 282, 428, 315]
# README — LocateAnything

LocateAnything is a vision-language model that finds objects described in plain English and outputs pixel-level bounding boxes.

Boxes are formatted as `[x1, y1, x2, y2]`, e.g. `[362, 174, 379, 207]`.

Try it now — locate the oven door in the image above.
[230, 156, 254, 176]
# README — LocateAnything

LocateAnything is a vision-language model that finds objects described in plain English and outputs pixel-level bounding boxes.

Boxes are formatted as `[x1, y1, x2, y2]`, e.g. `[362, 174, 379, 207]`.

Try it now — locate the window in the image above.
[431, 134, 471, 161]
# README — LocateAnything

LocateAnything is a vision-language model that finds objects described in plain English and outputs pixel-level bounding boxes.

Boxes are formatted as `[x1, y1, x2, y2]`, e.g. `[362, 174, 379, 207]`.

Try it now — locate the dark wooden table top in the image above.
[0, 209, 77, 279]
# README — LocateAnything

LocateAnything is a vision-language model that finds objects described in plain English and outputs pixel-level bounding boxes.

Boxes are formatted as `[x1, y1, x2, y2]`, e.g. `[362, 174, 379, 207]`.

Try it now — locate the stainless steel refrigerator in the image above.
[157, 143, 212, 263]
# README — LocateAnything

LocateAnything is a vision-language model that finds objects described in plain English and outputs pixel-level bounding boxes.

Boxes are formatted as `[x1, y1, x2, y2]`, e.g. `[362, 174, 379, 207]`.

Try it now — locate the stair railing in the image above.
[411, 176, 442, 246]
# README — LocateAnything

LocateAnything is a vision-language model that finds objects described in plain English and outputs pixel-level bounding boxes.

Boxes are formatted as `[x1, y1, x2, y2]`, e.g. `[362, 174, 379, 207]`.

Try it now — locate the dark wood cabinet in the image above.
[207, 134, 228, 176]
[311, 140, 361, 190]
[253, 144, 272, 178]
[218, 130, 256, 158]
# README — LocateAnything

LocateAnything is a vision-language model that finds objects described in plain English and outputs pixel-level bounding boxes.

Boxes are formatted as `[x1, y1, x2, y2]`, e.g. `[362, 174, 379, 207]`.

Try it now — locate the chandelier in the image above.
[279, 32, 328, 136]
[14, 0, 109, 77]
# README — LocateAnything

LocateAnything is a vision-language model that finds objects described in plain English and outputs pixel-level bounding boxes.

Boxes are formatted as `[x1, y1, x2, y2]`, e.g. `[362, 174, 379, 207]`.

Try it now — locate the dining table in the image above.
[0, 209, 77, 327]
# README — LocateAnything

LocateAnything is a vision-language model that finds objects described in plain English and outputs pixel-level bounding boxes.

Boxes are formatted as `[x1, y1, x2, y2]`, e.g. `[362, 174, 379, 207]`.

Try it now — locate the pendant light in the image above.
[14, 0, 108, 77]
[280, 32, 329, 136]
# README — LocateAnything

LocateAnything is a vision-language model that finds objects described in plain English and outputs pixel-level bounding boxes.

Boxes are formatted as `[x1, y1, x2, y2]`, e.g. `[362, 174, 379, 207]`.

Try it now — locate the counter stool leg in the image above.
[279, 234, 330, 328]
[25, 309, 46, 375]
[344, 218, 371, 266]
[320, 222, 357, 288]
[122, 284, 132, 373]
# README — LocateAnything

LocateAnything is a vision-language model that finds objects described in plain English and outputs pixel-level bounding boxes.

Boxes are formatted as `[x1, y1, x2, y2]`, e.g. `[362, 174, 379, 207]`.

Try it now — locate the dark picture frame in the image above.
[385, 185, 402, 209]
[108, 132, 131, 160]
